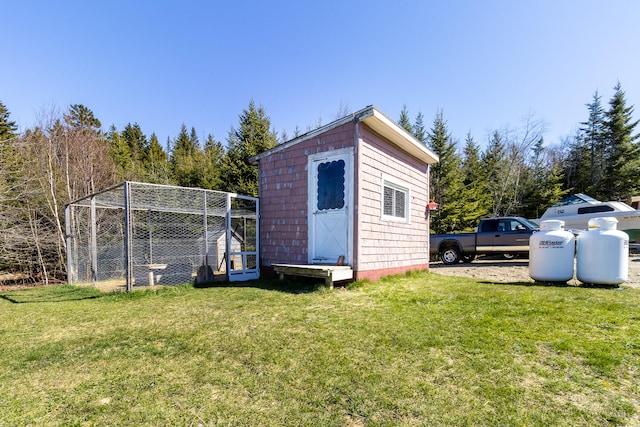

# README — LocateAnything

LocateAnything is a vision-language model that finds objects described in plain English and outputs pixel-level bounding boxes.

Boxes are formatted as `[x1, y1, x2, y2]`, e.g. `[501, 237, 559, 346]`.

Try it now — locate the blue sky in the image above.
[3, 1, 639, 149]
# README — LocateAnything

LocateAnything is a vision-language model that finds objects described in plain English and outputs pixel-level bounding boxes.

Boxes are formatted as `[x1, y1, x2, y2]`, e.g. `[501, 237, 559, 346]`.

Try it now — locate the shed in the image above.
[250, 105, 439, 283]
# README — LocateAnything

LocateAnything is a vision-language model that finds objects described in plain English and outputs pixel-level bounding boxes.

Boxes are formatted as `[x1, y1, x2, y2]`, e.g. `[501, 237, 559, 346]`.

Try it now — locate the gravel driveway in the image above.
[429, 253, 640, 288]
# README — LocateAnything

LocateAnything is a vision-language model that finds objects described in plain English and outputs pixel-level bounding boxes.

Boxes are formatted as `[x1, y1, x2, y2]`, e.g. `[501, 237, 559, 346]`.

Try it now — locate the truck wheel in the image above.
[440, 247, 461, 265]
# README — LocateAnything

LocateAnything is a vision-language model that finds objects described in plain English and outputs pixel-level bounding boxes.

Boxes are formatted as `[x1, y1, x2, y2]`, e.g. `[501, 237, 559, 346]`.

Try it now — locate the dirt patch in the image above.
[0, 273, 65, 292]
[0, 282, 61, 292]
[430, 253, 640, 289]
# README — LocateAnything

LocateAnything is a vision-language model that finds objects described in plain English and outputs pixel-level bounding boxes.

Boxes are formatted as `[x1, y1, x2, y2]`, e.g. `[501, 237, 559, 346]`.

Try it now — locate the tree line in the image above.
[404, 82, 639, 234]
[0, 83, 638, 283]
[0, 100, 277, 283]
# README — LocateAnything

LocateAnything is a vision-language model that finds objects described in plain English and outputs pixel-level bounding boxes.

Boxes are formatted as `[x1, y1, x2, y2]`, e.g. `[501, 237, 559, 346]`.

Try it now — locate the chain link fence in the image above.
[65, 182, 259, 291]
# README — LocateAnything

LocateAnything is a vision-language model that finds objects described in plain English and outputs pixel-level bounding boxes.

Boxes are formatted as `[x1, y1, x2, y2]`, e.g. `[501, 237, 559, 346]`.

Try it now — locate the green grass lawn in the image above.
[1, 272, 640, 426]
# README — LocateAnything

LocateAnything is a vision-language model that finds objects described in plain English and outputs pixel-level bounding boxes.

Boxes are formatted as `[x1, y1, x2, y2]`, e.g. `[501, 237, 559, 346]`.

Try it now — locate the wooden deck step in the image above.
[272, 264, 353, 289]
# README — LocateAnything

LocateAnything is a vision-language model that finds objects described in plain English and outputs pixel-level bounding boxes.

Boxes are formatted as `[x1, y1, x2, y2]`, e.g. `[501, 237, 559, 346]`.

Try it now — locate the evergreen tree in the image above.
[580, 91, 607, 195]
[461, 133, 483, 187]
[564, 92, 607, 197]
[601, 82, 640, 200]
[561, 130, 589, 194]
[459, 133, 490, 228]
[482, 131, 508, 216]
[397, 104, 413, 134]
[190, 127, 200, 153]
[170, 125, 205, 188]
[0, 101, 19, 193]
[202, 134, 224, 190]
[0, 101, 18, 141]
[427, 110, 465, 233]
[107, 125, 134, 179]
[64, 104, 102, 131]
[520, 138, 544, 218]
[144, 133, 171, 184]
[109, 123, 148, 181]
[520, 138, 568, 219]
[543, 166, 568, 210]
[413, 111, 427, 145]
[121, 123, 148, 166]
[0, 101, 21, 268]
[0, 102, 20, 219]
[220, 101, 278, 196]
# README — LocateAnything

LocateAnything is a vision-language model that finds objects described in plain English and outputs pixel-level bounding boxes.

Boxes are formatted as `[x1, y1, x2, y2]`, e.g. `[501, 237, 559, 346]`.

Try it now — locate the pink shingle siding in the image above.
[354, 125, 430, 279]
[258, 122, 357, 266]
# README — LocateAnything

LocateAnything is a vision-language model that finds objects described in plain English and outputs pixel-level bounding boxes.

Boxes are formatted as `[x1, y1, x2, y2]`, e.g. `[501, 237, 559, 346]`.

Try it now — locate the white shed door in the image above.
[308, 150, 353, 264]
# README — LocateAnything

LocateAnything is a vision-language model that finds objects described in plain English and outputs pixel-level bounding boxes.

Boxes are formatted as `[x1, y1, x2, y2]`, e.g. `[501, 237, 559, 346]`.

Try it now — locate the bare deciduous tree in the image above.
[0, 105, 117, 283]
[485, 113, 546, 216]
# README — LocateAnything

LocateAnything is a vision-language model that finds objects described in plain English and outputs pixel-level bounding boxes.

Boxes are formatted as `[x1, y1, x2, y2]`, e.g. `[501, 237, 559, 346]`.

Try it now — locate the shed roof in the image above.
[249, 105, 439, 165]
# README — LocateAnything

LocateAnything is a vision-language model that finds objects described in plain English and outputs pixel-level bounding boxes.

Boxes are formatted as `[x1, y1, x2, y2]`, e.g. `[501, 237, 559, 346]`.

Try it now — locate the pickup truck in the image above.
[430, 217, 539, 265]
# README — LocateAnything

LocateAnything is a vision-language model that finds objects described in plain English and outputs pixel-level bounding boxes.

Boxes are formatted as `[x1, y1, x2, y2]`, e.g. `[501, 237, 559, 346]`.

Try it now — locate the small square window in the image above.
[382, 178, 410, 222]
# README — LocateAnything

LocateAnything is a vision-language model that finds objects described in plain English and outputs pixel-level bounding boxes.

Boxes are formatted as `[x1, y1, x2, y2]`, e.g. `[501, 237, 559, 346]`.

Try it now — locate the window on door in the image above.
[317, 159, 345, 211]
[382, 177, 410, 223]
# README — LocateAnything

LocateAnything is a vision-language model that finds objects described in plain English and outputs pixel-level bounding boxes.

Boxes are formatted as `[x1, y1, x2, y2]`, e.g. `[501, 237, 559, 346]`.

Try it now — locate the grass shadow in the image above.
[478, 280, 570, 288]
[193, 275, 332, 294]
[0, 285, 104, 304]
[478, 279, 625, 290]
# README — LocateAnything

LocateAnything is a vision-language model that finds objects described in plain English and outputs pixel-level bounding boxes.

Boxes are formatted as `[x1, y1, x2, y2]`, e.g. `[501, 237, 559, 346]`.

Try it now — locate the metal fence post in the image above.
[226, 193, 232, 277]
[203, 191, 209, 273]
[64, 203, 73, 284]
[124, 182, 133, 291]
[90, 195, 98, 284]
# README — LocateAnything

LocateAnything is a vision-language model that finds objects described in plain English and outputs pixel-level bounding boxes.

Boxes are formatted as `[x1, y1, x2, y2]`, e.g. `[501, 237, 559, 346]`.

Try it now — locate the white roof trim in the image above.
[362, 108, 439, 164]
[249, 105, 439, 165]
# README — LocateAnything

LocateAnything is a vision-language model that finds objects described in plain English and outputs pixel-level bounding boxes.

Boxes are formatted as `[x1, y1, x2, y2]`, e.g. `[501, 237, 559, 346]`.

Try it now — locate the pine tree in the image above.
[64, 104, 102, 131]
[0, 102, 20, 211]
[144, 133, 171, 184]
[602, 82, 640, 201]
[397, 104, 413, 134]
[220, 101, 278, 196]
[561, 130, 589, 194]
[107, 125, 134, 179]
[563, 92, 607, 197]
[413, 111, 427, 145]
[0, 101, 21, 268]
[580, 91, 607, 195]
[108, 123, 148, 181]
[0, 101, 18, 142]
[170, 125, 205, 188]
[0, 101, 19, 193]
[482, 131, 508, 216]
[122, 123, 148, 166]
[459, 133, 490, 228]
[427, 110, 465, 233]
[520, 138, 568, 218]
[202, 134, 224, 190]
[461, 133, 483, 187]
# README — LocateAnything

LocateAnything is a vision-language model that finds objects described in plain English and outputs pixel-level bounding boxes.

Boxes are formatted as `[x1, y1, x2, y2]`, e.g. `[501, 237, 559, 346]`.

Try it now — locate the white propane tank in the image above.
[529, 220, 575, 282]
[576, 217, 629, 285]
